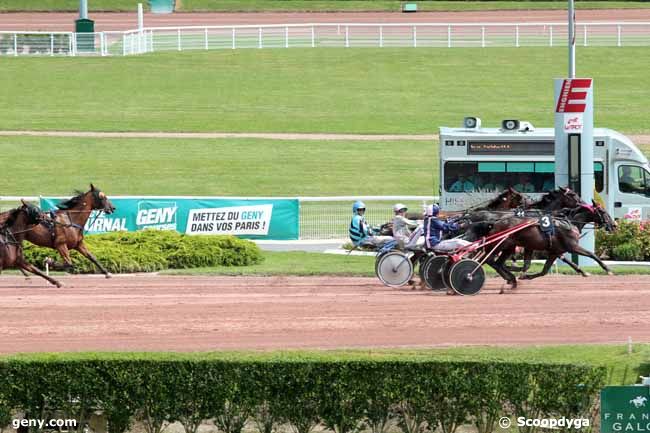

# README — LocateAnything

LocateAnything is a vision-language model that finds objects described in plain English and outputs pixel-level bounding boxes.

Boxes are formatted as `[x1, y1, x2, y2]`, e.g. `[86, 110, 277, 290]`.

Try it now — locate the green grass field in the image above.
[3, 48, 650, 134]
[0, 136, 435, 196]
[161, 251, 650, 276]
[2, 0, 649, 12]
[1, 134, 647, 197]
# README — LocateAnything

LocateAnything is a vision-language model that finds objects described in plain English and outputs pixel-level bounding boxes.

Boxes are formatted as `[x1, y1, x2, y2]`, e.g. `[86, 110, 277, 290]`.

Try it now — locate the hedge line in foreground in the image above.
[0, 357, 605, 433]
[22, 230, 263, 273]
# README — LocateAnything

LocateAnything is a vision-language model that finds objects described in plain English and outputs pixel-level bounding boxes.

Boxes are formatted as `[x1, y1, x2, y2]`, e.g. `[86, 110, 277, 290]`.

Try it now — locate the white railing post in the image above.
[481, 26, 485, 48]
[379, 25, 383, 47]
[258, 27, 262, 48]
[515, 24, 519, 47]
[617, 24, 621, 47]
[345, 25, 349, 47]
[50, 33, 54, 56]
[549, 25, 553, 47]
[204, 27, 208, 50]
[13, 33, 18, 56]
[100, 32, 105, 56]
[311, 25, 315, 47]
[150, 30, 154, 53]
[584, 24, 587, 46]
[130, 32, 134, 55]
[413, 26, 417, 47]
[177, 28, 181, 51]
[447, 24, 451, 48]
[232, 27, 236, 49]
[285, 26, 289, 48]
[122, 33, 126, 56]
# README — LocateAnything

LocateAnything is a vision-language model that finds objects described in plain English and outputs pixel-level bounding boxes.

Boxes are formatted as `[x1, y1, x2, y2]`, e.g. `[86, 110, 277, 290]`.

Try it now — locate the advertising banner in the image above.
[601, 386, 650, 432]
[39, 197, 299, 240]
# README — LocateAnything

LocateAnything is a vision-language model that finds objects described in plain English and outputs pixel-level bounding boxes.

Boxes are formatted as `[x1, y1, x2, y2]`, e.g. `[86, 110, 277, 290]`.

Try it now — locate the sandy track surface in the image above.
[2, 10, 650, 31]
[0, 274, 648, 354]
[1, 130, 648, 144]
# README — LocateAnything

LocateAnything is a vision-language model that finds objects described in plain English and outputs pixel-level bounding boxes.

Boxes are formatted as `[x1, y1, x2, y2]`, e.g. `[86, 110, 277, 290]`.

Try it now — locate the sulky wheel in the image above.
[423, 255, 449, 291]
[376, 251, 414, 288]
[442, 258, 454, 290]
[449, 259, 485, 296]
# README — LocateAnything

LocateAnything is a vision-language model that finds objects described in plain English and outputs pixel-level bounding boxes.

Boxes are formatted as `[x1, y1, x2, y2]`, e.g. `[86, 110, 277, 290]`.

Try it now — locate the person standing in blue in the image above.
[423, 204, 469, 252]
[349, 201, 392, 248]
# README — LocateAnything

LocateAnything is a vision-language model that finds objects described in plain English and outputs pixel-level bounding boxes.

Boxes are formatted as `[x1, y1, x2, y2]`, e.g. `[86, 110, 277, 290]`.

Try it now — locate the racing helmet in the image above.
[393, 203, 407, 213]
[429, 204, 440, 217]
[352, 200, 366, 213]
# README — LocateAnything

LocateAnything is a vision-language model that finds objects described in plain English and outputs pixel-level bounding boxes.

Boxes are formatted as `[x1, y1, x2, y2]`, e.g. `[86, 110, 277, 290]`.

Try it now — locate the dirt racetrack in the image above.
[3, 9, 650, 31]
[0, 274, 649, 354]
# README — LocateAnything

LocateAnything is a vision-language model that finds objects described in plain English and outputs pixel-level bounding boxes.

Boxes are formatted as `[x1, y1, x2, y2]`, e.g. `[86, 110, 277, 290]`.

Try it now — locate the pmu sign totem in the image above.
[554, 78, 594, 265]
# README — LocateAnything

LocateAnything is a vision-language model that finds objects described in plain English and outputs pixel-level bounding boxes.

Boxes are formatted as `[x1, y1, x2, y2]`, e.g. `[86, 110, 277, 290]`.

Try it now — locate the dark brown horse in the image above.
[25, 184, 116, 277]
[0, 202, 62, 287]
[480, 202, 617, 290]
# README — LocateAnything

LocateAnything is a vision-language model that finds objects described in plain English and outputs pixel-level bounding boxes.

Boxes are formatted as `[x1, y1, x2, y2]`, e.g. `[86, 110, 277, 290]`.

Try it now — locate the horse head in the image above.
[19, 199, 43, 225]
[591, 199, 617, 232]
[89, 184, 116, 214]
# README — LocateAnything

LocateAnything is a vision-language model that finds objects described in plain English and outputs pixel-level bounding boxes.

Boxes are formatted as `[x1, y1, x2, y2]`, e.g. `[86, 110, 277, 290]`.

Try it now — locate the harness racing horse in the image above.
[475, 201, 616, 291]
[0, 202, 62, 287]
[25, 184, 116, 278]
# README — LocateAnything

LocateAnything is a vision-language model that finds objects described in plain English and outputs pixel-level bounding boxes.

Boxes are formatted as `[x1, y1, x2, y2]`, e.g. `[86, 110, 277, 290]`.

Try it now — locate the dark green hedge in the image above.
[0, 356, 605, 433]
[22, 230, 263, 273]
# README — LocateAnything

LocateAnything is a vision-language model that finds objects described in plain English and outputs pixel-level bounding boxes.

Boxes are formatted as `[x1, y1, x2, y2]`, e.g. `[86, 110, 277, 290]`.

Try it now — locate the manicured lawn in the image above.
[0, 136, 436, 196]
[161, 251, 650, 276]
[2, 48, 650, 134]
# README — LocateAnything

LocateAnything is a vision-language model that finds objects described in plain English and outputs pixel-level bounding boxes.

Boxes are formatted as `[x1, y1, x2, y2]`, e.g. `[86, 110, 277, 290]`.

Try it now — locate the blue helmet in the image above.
[352, 200, 366, 213]
[426, 204, 440, 217]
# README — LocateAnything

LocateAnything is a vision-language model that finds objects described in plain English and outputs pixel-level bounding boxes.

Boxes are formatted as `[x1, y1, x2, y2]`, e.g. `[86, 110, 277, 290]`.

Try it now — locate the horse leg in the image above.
[46, 244, 75, 272]
[76, 241, 112, 278]
[559, 255, 590, 277]
[19, 268, 31, 280]
[485, 255, 517, 293]
[519, 255, 559, 280]
[567, 245, 614, 275]
[18, 261, 62, 288]
[506, 249, 533, 273]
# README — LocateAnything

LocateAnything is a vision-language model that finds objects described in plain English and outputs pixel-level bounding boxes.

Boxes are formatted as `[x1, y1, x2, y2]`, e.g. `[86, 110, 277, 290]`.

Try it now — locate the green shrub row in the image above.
[22, 230, 263, 273]
[596, 220, 650, 261]
[0, 356, 605, 433]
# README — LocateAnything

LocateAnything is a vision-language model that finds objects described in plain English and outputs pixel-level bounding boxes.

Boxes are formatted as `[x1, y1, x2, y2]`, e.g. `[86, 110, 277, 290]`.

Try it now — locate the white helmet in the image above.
[393, 203, 407, 213]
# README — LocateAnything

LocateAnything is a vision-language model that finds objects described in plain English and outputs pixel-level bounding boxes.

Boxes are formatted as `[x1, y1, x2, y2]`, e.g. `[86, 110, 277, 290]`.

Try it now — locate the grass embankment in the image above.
[161, 251, 650, 276]
[2, 48, 650, 134]
[0, 136, 436, 196]
[3, 0, 650, 12]
[3, 344, 649, 386]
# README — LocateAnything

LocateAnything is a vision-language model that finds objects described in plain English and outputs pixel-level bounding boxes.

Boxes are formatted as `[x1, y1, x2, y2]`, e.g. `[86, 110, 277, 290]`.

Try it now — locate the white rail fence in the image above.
[2, 22, 650, 56]
[0, 195, 437, 240]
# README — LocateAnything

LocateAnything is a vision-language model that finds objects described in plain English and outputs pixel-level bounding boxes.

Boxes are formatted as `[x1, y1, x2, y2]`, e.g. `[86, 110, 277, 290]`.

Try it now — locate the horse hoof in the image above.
[607, 271, 614, 276]
[519, 274, 530, 280]
[499, 288, 505, 294]
[55, 282, 63, 288]
[582, 272, 591, 277]
[446, 289, 456, 296]
[105, 273, 113, 279]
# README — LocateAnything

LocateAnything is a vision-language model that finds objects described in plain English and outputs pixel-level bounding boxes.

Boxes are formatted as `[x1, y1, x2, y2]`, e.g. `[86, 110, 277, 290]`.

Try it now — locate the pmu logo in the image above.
[556, 78, 592, 113]
[136, 201, 177, 230]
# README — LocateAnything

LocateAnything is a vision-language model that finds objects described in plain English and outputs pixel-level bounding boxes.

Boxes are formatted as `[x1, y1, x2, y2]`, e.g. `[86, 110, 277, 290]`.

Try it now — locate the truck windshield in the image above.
[618, 165, 650, 196]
